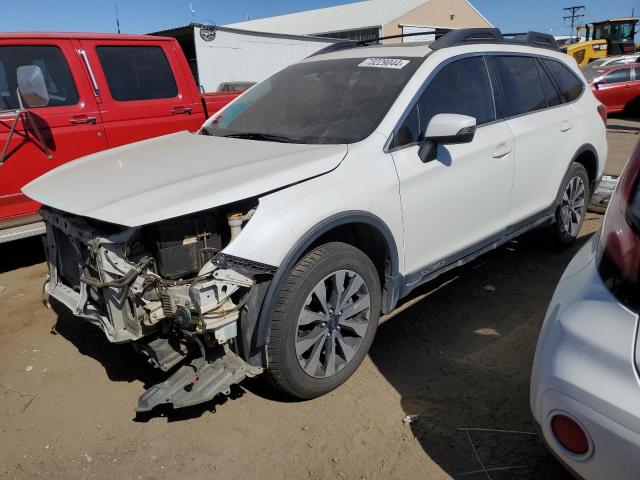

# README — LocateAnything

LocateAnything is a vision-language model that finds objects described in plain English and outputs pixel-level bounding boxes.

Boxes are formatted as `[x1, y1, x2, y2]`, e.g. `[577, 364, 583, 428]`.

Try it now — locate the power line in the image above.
[563, 5, 585, 39]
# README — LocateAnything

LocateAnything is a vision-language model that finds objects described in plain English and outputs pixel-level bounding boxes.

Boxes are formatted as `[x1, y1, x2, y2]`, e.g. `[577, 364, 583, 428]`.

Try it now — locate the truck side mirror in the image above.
[17, 65, 50, 108]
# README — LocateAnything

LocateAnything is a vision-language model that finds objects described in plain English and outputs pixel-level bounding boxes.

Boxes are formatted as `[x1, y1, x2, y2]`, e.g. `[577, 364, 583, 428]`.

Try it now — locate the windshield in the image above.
[594, 22, 636, 42]
[204, 57, 421, 144]
[593, 23, 611, 40]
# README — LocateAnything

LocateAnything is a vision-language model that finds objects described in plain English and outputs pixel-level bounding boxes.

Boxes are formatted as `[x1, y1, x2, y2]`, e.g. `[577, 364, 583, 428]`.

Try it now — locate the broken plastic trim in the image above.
[214, 253, 277, 274]
[136, 347, 262, 412]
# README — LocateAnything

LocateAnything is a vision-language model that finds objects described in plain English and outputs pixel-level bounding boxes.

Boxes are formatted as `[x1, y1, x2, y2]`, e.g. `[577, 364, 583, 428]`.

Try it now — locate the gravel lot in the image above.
[0, 115, 638, 480]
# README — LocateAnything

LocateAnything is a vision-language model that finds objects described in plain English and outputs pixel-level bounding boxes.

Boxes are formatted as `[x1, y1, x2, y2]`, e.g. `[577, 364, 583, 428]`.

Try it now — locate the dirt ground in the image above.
[0, 115, 638, 480]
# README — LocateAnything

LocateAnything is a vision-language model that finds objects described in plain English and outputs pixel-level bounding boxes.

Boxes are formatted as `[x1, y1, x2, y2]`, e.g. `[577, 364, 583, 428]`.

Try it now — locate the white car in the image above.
[24, 28, 607, 412]
[531, 141, 640, 479]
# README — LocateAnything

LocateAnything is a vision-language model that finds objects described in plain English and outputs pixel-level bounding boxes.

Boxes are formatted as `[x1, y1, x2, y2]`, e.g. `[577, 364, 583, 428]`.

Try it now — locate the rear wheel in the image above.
[266, 242, 381, 399]
[548, 162, 590, 247]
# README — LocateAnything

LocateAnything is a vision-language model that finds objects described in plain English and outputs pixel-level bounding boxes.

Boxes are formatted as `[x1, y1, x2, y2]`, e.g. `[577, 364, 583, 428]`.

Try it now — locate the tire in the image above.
[266, 242, 381, 399]
[547, 162, 590, 247]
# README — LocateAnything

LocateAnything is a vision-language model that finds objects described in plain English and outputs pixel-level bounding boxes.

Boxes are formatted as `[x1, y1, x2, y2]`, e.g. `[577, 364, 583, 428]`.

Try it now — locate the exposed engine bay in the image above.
[41, 204, 275, 412]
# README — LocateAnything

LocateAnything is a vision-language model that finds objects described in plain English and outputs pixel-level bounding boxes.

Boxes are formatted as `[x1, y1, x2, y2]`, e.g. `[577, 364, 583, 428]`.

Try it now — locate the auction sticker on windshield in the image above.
[358, 58, 410, 69]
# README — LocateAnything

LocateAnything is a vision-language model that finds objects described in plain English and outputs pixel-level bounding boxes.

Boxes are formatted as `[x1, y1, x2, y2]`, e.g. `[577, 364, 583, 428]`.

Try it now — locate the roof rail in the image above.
[509, 31, 558, 50]
[308, 28, 559, 59]
[430, 28, 559, 51]
[308, 29, 454, 57]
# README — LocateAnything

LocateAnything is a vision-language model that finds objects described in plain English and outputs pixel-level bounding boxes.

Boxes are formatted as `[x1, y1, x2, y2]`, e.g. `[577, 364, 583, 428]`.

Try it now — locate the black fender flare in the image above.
[254, 211, 401, 359]
[569, 143, 600, 192]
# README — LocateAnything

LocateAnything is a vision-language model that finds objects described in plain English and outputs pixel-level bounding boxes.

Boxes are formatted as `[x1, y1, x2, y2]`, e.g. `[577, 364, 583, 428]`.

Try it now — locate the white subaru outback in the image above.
[24, 28, 607, 411]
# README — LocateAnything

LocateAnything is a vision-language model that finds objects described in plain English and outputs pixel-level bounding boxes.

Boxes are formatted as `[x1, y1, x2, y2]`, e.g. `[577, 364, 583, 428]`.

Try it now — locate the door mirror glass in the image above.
[17, 65, 49, 108]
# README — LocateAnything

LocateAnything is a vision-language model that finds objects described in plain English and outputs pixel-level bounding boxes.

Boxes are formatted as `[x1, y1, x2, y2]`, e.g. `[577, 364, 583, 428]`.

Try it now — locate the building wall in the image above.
[194, 27, 333, 91]
[315, 26, 382, 42]
[382, 0, 491, 43]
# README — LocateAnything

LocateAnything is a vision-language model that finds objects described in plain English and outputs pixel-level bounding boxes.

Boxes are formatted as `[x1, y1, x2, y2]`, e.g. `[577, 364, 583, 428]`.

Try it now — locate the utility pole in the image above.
[114, 1, 121, 34]
[563, 5, 585, 41]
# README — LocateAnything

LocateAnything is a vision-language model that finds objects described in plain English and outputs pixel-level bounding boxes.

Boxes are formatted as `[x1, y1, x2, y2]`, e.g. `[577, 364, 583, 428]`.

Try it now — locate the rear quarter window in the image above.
[543, 59, 584, 102]
[96, 46, 178, 102]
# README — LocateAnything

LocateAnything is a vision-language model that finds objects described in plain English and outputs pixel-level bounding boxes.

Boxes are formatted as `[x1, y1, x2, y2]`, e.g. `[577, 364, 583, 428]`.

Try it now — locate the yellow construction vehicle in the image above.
[562, 18, 638, 67]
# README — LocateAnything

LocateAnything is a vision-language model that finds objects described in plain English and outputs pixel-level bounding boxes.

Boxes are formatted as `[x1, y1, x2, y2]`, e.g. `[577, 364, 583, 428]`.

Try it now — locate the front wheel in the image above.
[548, 162, 590, 247]
[266, 242, 381, 399]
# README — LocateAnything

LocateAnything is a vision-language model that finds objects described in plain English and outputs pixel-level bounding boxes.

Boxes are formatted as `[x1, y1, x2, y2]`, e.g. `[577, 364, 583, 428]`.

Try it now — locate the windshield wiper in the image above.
[222, 132, 304, 144]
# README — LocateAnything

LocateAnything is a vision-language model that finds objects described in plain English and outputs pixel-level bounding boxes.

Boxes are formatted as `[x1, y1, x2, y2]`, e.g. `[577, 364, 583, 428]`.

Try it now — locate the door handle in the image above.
[171, 106, 193, 115]
[492, 144, 512, 158]
[560, 120, 574, 132]
[70, 116, 97, 125]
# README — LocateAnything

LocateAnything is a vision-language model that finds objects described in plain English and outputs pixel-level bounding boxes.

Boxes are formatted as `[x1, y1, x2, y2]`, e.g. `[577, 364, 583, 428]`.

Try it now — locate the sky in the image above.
[2, 0, 639, 37]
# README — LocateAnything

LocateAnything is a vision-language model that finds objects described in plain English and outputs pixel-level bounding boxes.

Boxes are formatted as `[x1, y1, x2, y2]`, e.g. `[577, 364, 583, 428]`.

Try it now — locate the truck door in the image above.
[77, 39, 203, 148]
[0, 39, 107, 224]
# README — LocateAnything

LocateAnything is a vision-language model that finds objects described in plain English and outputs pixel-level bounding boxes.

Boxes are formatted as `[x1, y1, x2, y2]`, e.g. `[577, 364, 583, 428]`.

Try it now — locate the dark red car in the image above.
[586, 62, 640, 113]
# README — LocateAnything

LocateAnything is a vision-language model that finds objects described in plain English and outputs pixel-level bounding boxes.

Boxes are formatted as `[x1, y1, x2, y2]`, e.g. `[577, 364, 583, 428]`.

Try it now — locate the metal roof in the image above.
[225, 0, 491, 36]
[151, 24, 338, 43]
[0, 32, 172, 41]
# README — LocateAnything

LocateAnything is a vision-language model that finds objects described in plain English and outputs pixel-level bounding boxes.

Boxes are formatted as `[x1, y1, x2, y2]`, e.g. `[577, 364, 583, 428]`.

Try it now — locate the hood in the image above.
[23, 132, 347, 227]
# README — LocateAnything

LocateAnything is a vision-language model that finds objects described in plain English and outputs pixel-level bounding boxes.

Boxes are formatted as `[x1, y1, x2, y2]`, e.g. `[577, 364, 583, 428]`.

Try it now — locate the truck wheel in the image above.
[548, 162, 590, 247]
[266, 242, 381, 399]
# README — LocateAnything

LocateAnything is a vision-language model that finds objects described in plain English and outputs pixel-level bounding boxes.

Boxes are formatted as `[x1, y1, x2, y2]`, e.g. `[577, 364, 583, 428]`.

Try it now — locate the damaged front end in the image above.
[41, 205, 274, 412]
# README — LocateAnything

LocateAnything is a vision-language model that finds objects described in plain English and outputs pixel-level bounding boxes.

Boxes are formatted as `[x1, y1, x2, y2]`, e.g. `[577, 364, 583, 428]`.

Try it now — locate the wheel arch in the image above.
[253, 211, 401, 361]
[571, 144, 599, 195]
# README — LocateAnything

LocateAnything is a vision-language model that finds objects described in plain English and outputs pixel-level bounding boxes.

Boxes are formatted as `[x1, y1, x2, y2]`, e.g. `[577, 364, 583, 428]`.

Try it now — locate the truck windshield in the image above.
[204, 57, 421, 144]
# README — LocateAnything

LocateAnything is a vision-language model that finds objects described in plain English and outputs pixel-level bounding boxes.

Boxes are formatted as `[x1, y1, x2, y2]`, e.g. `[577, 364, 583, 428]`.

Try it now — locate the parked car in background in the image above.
[531, 140, 640, 480]
[24, 28, 606, 412]
[581, 53, 640, 80]
[217, 81, 256, 92]
[583, 62, 640, 113]
[0, 32, 241, 243]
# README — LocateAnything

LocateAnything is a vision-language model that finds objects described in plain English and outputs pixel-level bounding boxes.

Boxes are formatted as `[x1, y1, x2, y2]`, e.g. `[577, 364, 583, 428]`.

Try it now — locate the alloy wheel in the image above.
[295, 269, 371, 378]
[560, 175, 586, 238]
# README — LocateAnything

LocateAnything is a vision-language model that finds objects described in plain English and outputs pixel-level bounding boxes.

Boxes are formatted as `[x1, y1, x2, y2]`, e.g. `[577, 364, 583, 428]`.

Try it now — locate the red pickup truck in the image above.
[0, 32, 240, 243]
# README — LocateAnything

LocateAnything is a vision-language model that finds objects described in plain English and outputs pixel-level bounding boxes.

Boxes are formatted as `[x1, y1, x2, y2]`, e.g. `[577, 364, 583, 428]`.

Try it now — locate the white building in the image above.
[151, 25, 334, 92]
[226, 0, 492, 43]
[153, 0, 492, 91]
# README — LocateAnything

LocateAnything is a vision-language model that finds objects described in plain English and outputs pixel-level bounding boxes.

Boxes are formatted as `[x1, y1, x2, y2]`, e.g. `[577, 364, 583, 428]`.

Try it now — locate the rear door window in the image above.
[543, 59, 584, 101]
[0, 45, 78, 110]
[603, 68, 632, 84]
[536, 60, 562, 107]
[492, 56, 546, 117]
[96, 46, 178, 101]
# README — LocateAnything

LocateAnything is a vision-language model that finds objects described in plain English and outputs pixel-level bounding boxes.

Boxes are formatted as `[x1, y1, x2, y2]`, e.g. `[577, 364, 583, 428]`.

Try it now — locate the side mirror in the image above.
[418, 113, 477, 163]
[17, 65, 49, 108]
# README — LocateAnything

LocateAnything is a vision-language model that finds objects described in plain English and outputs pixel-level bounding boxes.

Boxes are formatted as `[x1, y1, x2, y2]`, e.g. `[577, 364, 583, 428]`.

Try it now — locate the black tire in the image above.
[266, 242, 381, 399]
[547, 162, 590, 247]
